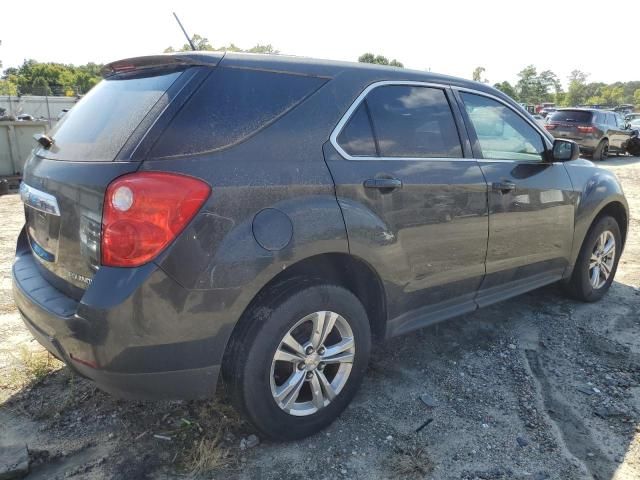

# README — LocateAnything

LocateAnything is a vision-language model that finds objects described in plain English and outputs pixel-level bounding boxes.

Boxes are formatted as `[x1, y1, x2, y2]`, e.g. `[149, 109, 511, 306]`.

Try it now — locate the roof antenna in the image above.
[172, 12, 197, 51]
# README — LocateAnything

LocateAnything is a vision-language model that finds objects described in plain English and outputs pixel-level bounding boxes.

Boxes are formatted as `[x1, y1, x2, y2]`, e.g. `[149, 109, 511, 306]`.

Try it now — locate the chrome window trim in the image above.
[453, 86, 554, 151]
[19, 183, 61, 216]
[329, 80, 474, 162]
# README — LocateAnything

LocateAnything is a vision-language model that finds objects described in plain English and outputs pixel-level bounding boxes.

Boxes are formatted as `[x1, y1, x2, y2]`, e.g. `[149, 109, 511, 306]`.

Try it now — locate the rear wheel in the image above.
[225, 284, 371, 440]
[593, 139, 609, 161]
[565, 215, 621, 302]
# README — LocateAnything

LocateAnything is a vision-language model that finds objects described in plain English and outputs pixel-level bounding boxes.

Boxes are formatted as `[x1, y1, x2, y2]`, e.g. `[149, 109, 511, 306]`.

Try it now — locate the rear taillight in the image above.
[101, 172, 210, 267]
[545, 124, 556, 130]
[577, 125, 595, 133]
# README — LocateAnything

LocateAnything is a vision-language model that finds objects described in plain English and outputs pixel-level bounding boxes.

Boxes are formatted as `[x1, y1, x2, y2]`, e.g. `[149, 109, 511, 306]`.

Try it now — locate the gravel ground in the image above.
[0, 157, 639, 480]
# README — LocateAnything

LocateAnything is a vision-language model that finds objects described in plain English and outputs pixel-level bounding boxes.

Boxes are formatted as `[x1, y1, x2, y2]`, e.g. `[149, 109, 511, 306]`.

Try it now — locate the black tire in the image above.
[225, 283, 371, 440]
[593, 139, 609, 161]
[565, 215, 621, 302]
[626, 137, 640, 157]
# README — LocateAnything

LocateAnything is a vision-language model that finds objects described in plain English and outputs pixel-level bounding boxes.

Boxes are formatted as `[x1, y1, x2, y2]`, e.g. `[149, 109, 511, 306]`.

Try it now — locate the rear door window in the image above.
[40, 70, 182, 161]
[337, 103, 377, 156]
[151, 68, 327, 157]
[364, 85, 462, 158]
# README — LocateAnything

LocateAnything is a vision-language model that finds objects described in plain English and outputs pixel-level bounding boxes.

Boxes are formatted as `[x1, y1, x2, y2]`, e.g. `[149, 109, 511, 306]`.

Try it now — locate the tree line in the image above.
[0, 59, 102, 96]
[2, 40, 637, 109]
[486, 65, 640, 107]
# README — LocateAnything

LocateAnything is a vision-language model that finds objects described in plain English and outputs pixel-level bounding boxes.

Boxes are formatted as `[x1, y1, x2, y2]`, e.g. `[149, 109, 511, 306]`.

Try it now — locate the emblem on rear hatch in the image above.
[65, 270, 93, 285]
[20, 183, 61, 216]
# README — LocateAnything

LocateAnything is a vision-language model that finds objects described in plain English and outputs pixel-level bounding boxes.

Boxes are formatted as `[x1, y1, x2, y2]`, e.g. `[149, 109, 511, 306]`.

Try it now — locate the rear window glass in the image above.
[151, 68, 327, 157]
[41, 70, 181, 161]
[549, 110, 593, 123]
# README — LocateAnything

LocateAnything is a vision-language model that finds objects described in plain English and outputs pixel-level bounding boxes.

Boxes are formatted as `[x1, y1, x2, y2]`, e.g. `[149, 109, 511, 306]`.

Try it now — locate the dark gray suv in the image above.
[546, 108, 633, 160]
[13, 52, 628, 440]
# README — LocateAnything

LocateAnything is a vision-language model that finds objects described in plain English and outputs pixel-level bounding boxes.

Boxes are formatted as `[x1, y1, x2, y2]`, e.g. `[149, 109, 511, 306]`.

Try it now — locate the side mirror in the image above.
[552, 139, 579, 162]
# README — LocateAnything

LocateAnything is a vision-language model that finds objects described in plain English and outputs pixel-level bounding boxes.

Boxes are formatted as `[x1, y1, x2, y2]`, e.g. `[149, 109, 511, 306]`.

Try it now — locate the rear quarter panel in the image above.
[137, 73, 356, 365]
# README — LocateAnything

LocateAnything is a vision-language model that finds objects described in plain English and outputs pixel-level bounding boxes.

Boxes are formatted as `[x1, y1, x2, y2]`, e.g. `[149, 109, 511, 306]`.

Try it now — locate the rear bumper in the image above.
[12, 228, 222, 400]
[551, 133, 599, 152]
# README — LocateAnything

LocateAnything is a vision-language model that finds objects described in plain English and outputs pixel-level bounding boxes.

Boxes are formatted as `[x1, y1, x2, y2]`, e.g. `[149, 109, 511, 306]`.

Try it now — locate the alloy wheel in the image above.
[589, 230, 615, 289]
[270, 311, 355, 416]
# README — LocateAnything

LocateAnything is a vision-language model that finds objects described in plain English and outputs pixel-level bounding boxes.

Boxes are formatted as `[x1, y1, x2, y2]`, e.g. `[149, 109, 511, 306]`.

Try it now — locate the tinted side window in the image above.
[365, 86, 462, 158]
[461, 92, 545, 162]
[151, 68, 326, 157]
[337, 102, 377, 156]
[607, 114, 616, 127]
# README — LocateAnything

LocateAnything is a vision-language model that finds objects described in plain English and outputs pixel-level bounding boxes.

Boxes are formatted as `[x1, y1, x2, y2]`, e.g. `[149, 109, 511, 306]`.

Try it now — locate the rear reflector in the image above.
[101, 172, 210, 267]
[69, 353, 99, 369]
[545, 124, 556, 130]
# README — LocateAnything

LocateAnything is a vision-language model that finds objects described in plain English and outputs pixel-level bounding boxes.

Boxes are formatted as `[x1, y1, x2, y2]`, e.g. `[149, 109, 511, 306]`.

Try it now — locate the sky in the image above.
[1, 0, 639, 87]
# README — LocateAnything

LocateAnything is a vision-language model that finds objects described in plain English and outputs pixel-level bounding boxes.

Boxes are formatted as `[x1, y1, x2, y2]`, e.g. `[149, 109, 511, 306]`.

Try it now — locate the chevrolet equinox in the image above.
[13, 52, 628, 440]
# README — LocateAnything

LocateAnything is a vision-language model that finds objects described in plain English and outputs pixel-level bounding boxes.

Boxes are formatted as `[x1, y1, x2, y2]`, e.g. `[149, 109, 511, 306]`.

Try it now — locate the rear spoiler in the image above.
[102, 52, 225, 77]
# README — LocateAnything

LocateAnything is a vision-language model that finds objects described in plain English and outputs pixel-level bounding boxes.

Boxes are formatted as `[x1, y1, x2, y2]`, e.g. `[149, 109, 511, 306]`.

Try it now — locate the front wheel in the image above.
[225, 284, 371, 440]
[565, 215, 621, 302]
[626, 137, 640, 156]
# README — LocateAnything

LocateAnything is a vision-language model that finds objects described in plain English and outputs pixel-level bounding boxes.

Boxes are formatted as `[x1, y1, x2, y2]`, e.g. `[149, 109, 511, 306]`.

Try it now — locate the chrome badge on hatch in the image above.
[20, 183, 61, 216]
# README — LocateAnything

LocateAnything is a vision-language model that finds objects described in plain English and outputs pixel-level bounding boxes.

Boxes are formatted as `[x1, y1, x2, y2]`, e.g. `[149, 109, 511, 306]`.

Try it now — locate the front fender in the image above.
[564, 160, 629, 270]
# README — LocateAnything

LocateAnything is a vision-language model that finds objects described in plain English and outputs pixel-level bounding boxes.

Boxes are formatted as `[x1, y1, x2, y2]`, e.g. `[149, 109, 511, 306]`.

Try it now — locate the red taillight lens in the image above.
[545, 124, 556, 130]
[577, 125, 595, 133]
[101, 172, 211, 267]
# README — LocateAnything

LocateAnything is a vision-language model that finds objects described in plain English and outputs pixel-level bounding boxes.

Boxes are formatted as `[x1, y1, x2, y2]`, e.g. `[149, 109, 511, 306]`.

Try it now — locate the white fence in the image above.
[0, 95, 78, 129]
[0, 121, 48, 176]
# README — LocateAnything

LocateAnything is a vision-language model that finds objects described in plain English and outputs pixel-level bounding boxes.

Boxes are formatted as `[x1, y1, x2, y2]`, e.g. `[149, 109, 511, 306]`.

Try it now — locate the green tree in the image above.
[493, 81, 517, 100]
[515, 65, 539, 104]
[472, 66, 487, 83]
[539, 70, 562, 103]
[635, 89, 640, 106]
[0, 79, 18, 95]
[358, 53, 404, 68]
[1, 59, 103, 96]
[164, 35, 279, 54]
[564, 70, 589, 106]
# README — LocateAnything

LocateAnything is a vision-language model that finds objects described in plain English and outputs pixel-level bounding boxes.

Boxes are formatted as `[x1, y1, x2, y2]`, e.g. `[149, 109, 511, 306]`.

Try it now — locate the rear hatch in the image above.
[546, 110, 594, 140]
[20, 54, 220, 298]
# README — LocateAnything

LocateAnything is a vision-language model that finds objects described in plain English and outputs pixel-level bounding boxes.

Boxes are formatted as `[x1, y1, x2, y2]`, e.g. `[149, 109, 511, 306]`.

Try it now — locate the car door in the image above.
[606, 112, 621, 150]
[454, 90, 576, 306]
[324, 82, 489, 331]
[614, 113, 631, 150]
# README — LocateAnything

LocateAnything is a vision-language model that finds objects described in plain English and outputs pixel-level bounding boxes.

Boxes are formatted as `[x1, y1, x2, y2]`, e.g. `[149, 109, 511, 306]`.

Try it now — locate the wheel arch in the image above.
[594, 200, 628, 247]
[221, 252, 388, 377]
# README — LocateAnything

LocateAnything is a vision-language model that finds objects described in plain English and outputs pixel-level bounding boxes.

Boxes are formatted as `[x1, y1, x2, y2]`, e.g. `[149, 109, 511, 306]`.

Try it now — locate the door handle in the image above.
[364, 178, 403, 191]
[491, 181, 516, 194]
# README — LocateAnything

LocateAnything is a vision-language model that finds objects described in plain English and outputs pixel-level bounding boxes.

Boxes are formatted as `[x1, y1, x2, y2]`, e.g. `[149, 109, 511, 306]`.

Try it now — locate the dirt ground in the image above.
[1, 157, 639, 480]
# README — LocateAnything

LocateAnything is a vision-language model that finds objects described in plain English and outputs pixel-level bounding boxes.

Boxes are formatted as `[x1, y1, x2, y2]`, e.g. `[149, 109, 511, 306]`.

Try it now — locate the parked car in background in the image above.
[13, 52, 629, 440]
[546, 108, 633, 160]
[540, 107, 556, 118]
[625, 112, 640, 123]
[627, 118, 640, 156]
[531, 114, 546, 127]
